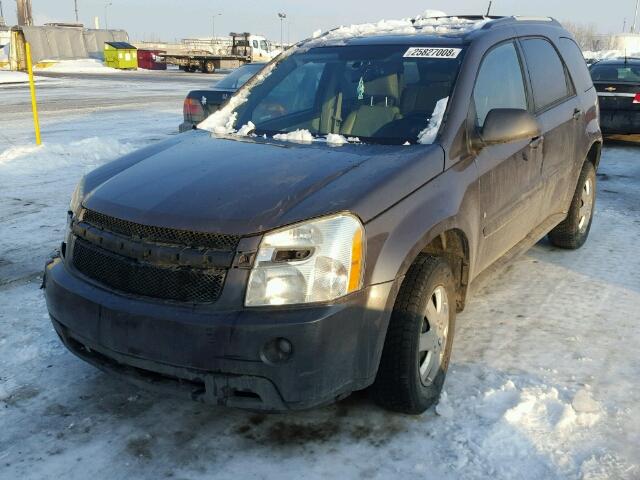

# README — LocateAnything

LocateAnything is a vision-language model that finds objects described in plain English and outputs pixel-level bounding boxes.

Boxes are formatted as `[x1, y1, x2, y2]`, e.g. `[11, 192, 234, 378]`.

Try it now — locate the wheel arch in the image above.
[586, 140, 602, 171]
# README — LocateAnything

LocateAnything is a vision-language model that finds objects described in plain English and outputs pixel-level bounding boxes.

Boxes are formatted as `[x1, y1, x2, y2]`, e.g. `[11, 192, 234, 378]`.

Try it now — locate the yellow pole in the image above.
[25, 42, 42, 146]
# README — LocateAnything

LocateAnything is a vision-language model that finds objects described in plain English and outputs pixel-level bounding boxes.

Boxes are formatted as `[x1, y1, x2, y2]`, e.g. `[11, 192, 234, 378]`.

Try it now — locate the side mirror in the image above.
[475, 108, 541, 148]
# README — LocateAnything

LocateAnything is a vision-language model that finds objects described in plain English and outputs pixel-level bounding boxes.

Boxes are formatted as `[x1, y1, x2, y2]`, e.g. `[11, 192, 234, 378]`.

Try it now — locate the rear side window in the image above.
[521, 38, 572, 111]
[558, 37, 593, 92]
[473, 42, 528, 128]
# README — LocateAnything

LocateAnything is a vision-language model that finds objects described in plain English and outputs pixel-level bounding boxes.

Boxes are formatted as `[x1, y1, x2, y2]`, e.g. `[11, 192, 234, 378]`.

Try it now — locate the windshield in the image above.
[234, 45, 464, 144]
[590, 63, 640, 83]
[215, 64, 264, 89]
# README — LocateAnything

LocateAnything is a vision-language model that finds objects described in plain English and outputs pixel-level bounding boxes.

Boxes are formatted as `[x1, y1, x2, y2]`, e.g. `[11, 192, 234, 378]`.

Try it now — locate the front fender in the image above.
[364, 157, 481, 288]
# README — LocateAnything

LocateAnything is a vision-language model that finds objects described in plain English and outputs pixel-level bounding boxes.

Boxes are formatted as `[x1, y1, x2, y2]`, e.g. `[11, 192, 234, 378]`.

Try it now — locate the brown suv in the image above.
[44, 15, 602, 414]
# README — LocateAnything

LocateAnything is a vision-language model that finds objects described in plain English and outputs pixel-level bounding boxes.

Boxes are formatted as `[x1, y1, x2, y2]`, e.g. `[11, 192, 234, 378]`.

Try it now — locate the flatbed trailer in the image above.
[161, 32, 274, 73]
[161, 53, 250, 73]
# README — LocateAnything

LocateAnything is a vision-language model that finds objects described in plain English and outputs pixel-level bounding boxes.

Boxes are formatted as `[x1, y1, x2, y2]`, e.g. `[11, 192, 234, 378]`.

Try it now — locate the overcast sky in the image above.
[2, 0, 637, 42]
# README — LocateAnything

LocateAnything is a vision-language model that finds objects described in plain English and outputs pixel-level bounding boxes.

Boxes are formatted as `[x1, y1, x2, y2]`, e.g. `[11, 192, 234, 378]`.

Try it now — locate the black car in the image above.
[179, 62, 266, 132]
[45, 15, 601, 414]
[590, 57, 640, 133]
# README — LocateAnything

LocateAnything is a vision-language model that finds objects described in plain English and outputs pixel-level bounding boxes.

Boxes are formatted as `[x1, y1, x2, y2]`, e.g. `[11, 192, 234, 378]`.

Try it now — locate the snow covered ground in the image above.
[1, 75, 640, 480]
[0, 70, 46, 85]
[34, 59, 121, 74]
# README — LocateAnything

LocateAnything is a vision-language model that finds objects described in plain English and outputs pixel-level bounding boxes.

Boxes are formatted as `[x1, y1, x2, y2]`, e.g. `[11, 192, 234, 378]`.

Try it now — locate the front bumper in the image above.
[599, 109, 640, 134]
[44, 257, 397, 411]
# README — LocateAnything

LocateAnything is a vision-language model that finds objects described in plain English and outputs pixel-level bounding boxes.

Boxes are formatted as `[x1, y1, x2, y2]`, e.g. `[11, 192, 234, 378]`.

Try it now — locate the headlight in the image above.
[245, 213, 365, 306]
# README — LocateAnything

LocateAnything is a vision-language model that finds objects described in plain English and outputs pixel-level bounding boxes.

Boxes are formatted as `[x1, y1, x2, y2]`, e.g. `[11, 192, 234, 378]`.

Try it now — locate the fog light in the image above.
[261, 337, 293, 364]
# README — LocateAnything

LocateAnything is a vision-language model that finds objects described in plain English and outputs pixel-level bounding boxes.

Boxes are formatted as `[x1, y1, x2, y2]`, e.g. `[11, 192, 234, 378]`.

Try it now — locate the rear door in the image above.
[473, 41, 544, 272]
[519, 37, 580, 218]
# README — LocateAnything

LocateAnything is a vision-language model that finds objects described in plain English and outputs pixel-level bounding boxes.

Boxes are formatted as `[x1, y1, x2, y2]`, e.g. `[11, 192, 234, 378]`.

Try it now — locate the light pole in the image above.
[104, 1, 112, 30]
[632, 0, 640, 33]
[278, 12, 286, 49]
[212, 13, 221, 42]
[74, 0, 79, 23]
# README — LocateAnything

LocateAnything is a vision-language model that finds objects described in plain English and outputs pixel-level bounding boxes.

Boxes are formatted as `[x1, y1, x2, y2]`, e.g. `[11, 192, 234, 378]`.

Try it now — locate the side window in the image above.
[473, 42, 528, 128]
[253, 40, 259, 49]
[251, 62, 325, 123]
[521, 38, 572, 111]
[558, 37, 592, 92]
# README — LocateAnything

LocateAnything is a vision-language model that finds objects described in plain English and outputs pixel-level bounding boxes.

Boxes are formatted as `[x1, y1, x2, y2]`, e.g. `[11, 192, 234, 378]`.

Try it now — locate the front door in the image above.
[472, 41, 543, 272]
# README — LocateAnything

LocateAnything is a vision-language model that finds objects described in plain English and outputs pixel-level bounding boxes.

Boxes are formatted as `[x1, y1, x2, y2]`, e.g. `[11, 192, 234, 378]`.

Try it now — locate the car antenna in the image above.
[486, 1, 493, 16]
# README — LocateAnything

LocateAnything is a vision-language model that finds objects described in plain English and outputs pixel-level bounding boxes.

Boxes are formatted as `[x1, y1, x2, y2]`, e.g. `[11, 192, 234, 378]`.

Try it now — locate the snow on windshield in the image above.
[198, 55, 291, 135]
[199, 10, 470, 144]
[417, 97, 449, 145]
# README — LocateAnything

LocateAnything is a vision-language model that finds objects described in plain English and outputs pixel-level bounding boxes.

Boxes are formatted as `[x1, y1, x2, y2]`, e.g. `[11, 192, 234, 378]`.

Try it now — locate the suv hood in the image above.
[82, 130, 444, 235]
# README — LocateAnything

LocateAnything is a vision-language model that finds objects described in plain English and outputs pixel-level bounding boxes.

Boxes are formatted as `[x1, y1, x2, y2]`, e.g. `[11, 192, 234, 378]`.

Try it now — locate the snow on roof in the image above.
[305, 12, 489, 48]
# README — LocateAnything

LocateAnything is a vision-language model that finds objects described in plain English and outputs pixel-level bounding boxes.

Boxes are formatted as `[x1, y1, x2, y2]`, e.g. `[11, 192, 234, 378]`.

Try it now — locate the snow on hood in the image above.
[273, 129, 314, 143]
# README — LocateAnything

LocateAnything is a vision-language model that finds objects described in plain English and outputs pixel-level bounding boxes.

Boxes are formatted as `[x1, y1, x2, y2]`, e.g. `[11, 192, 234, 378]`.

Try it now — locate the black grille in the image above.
[73, 239, 225, 303]
[82, 209, 240, 250]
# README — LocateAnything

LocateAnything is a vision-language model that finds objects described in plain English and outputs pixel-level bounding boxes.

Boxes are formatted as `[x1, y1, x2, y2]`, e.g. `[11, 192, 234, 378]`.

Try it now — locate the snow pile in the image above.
[326, 133, 348, 145]
[273, 129, 314, 143]
[236, 121, 256, 136]
[0, 137, 135, 174]
[306, 15, 486, 48]
[417, 97, 448, 144]
[0, 71, 46, 85]
[35, 59, 120, 73]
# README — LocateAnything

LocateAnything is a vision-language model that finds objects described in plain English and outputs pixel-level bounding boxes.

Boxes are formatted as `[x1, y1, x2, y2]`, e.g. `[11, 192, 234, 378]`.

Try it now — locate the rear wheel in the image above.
[548, 161, 596, 249]
[203, 61, 216, 74]
[371, 255, 456, 414]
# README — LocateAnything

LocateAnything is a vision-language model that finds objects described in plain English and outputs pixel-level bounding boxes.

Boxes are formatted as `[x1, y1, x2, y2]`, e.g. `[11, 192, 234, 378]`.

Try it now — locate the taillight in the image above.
[634, 93, 640, 104]
[183, 97, 205, 122]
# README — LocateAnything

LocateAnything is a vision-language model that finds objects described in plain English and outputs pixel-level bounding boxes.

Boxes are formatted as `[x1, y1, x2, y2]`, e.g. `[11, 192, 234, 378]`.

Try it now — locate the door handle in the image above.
[529, 136, 543, 149]
[573, 108, 583, 120]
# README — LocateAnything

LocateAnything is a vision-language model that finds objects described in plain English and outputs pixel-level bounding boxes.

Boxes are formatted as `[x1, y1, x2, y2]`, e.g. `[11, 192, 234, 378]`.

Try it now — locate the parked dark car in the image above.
[590, 57, 640, 133]
[44, 15, 601, 414]
[179, 62, 266, 132]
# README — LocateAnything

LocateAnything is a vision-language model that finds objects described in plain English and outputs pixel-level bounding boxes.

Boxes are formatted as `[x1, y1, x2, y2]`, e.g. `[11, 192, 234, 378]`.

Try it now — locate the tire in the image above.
[371, 254, 456, 414]
[203, 61, 215, 74]
[548, 161, 596, 249]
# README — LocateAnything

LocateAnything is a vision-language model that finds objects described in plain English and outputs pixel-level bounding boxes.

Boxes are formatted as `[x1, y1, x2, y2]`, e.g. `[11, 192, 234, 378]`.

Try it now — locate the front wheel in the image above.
[548, 161, 596, 249]
[371, 255, 456, 414]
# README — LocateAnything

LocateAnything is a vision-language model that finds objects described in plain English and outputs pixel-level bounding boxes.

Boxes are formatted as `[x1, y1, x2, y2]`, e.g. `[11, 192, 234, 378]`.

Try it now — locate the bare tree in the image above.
[562, 21, 612, 51]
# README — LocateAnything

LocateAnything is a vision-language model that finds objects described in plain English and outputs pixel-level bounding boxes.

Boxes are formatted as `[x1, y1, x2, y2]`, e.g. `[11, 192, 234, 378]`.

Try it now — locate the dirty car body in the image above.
[44, 16, 602, 412]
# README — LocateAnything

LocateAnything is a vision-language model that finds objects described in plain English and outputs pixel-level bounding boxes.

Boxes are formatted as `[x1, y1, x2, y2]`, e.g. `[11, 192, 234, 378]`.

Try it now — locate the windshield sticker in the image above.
[357, 77, 365, 100]
[403, 47, 461, 58]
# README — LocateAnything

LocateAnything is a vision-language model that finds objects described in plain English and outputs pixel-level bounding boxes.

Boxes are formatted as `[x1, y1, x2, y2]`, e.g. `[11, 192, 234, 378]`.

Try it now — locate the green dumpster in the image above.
[104, 42, 138, 70]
